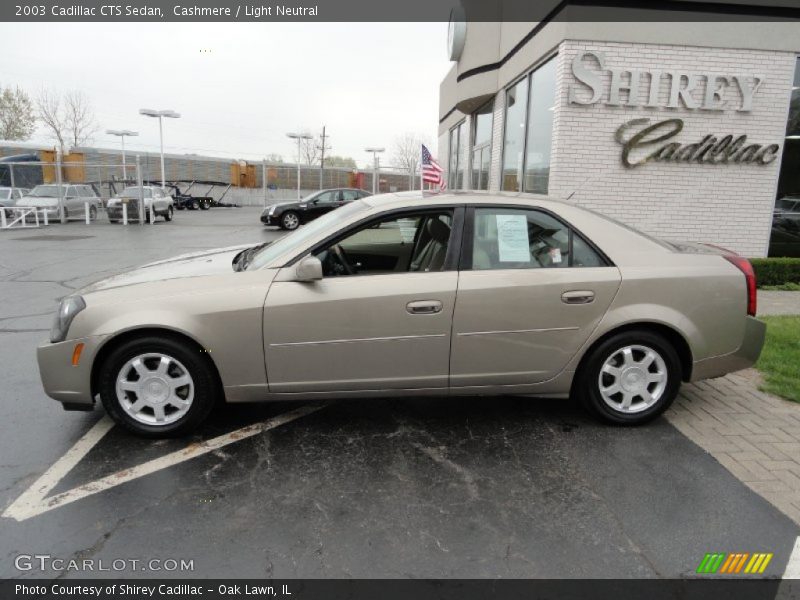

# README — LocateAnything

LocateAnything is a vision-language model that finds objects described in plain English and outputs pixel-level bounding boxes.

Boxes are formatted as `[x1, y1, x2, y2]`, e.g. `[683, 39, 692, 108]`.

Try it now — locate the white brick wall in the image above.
[549, 40, 796, 257]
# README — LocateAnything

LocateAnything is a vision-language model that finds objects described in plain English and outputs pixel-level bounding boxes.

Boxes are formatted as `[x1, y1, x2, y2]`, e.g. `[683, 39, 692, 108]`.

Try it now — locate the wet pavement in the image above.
[0, 207, 798, 578]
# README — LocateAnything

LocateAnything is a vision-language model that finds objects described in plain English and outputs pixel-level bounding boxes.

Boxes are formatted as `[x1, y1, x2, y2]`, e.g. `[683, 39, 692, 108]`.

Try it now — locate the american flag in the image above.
[421, 144, 446, 190]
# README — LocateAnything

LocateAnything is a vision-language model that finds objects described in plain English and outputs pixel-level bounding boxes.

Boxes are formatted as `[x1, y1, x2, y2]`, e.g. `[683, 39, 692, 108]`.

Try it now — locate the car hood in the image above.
[20, 196, 58, 207]
[80, 244, 255, 293]
[266, 201, 300, 211]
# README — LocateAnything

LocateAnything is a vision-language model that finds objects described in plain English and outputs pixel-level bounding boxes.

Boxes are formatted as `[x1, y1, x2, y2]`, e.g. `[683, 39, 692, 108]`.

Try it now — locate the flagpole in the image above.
[420, 145, 424, 193]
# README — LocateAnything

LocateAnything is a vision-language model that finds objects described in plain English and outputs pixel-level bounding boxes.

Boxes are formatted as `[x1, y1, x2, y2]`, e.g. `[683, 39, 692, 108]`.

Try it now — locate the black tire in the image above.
[575, 329, 681, 425]
[280, 211, 300, 230]
[109, 219, 119, 224]
[63, 208, 69, 220]
[191, 200, 200, 210]
[89, 205, 98, 220]
[200, 199, 210, 210]
[164, 206, 174, 222]
[97, 335, 220, 437]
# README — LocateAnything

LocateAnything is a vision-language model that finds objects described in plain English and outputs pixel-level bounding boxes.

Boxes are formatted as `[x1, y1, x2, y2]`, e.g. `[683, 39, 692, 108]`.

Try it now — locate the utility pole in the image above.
[318, 125, 330, 190]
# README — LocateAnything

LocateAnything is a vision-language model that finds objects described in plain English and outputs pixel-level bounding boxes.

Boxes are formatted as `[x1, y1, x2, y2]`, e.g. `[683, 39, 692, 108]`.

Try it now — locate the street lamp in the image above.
[287, 132, 313, 200]
[139, 108, 180, 188]
[106, 129, 138, 183]
[364, 147, 385, 194]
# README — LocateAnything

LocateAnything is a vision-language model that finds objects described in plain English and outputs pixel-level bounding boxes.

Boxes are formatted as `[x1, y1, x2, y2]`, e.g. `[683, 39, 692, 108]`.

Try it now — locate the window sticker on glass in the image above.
[549, 247, 562, 264]
[496, 214, 531, 262]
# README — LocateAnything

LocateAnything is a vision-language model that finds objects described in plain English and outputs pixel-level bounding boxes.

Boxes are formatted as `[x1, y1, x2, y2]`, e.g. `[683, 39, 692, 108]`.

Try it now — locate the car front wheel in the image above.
[576, 330, 681, 425]
[164, 206, 173, 222]
[97, 335, 219, 437]
[280, 211, 300, 230]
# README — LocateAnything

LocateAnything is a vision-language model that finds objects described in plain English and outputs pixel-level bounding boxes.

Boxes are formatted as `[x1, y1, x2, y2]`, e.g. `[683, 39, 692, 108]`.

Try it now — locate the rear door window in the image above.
[470, 207, 605, 270]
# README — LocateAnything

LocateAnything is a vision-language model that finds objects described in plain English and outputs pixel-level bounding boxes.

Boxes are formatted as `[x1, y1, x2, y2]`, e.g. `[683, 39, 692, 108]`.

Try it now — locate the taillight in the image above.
[724, 255, 757, 317]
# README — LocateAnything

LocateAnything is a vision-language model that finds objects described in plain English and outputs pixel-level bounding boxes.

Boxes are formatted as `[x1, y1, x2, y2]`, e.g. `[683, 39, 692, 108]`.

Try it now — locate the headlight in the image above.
[269, 205, 277, 216]
[50, 296, 86, 343]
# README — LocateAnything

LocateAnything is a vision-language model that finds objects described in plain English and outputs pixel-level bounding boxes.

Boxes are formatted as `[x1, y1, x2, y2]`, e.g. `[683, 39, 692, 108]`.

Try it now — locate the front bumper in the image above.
[690, 316, 767, 381]
[261, 212, 277, 225]
[36, 334, 108, 408]
[107, 204, 142, 220]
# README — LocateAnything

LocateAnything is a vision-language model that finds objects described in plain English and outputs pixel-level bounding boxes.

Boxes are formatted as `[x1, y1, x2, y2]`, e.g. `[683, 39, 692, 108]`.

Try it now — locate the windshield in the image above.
[246, 200, 369, 270]
[120, 187, 153, 198]
[28, 185, 61, 197]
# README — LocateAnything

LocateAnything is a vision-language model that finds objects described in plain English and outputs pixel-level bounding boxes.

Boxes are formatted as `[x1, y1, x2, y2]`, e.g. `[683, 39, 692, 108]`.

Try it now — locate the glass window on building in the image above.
[770, 57, 800, 258]
[470, 101, 493, 190]
[448, 121, 466, 189]
[501, 77, 529, 191]
[523, 57, 557, 194]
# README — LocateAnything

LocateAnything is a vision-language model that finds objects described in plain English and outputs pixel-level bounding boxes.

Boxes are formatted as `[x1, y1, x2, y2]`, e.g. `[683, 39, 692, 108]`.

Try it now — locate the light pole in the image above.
[139, 108, 180, 188]
[364, 147, 385, 194]
[106, 129, 138, 183]
[287, 132, 313, 200]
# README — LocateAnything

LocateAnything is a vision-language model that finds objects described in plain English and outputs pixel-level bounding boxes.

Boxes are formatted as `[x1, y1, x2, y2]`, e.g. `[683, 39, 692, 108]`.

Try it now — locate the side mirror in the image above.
[295, 255, 323, 282]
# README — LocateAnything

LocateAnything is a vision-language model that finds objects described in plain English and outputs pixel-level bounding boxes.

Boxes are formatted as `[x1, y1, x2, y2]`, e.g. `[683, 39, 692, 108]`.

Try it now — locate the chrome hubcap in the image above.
[284, 214, 299, 228]
[115, 353, 194, 426]
[598, 345, 667, 414]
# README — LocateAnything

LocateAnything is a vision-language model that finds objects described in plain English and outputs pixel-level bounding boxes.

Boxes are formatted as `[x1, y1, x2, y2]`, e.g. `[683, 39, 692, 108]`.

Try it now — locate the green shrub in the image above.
[750, 258, 800, 288]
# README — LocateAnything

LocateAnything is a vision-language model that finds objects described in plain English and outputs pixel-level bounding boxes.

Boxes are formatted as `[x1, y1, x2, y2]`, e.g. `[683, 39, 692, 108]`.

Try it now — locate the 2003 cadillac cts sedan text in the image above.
[37, 192, 765, 437]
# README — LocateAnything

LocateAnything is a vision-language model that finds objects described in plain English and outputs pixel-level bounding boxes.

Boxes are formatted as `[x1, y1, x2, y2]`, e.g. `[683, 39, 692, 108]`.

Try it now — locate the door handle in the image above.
[561, 290, 595, 304]
[406, 300, 443, 315]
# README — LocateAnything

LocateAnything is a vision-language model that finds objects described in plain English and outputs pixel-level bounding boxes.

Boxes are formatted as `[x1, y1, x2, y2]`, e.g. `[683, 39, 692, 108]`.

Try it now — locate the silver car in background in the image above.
[19, 184, 101, 220]
[106, 186, 175, 223]
[36, 192, 765, 437]
[0, 186, 29, 208]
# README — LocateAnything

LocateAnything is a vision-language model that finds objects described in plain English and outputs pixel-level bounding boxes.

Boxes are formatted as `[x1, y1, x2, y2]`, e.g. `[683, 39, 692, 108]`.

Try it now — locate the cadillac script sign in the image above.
[567, 51, 782, 168]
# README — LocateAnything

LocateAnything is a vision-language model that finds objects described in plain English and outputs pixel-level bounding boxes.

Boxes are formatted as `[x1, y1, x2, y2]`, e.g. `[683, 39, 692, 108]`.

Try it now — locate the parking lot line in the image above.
[1, 416, 114, 522]
[2, 404, 324, 522]
[785, 537, 800, 579]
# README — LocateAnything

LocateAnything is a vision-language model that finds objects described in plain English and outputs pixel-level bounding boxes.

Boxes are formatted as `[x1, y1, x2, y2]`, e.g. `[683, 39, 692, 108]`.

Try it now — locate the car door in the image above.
[63, 186, 80, 213]
[303, 191, 334, 220]
[450, 206, 621, 388]
[263, 206, 463, 393]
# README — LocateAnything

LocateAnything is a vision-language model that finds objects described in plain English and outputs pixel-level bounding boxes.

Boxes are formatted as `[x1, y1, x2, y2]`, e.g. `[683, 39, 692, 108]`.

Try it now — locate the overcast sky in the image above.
[0, 23, 450, 168]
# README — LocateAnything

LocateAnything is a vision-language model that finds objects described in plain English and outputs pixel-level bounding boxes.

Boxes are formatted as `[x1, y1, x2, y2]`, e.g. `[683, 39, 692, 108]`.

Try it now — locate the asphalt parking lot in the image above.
[1, 207, 798, 579]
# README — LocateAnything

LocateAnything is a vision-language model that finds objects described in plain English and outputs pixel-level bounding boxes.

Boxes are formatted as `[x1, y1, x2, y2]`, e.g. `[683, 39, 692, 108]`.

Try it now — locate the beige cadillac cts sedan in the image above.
[37, 192, 765, 437]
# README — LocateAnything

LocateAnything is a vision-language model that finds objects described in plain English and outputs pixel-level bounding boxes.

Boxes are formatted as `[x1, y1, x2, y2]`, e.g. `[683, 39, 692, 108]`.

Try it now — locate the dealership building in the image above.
[438, 14, 800, 257]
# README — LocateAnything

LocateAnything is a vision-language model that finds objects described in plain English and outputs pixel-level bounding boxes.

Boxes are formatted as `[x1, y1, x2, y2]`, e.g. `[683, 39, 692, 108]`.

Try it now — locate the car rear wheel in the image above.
[576, 330, 681, 425]
[89, 205, 97, 220]
[164, 206, 173, 222]
[97, 336, 219, 437]
[191, 199, 200, 210]
[280, 211, 300, 230]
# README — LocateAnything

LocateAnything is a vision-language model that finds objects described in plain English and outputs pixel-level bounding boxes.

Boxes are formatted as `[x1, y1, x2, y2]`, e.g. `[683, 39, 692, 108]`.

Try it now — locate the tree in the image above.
[36, 88, 97, 154]
[298, 134, 320, 166]
[325, 155, 357, 169]
[391, 132, 429, 188]
[0, 85, 36, 141]
[64, 90, 97, 149]
[264, 153, 284, 164]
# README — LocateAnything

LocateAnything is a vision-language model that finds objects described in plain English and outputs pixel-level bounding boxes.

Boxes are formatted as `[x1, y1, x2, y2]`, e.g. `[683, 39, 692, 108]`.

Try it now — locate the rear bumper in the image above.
[36, 334, 108, 408]
[690, 316, 766, 381]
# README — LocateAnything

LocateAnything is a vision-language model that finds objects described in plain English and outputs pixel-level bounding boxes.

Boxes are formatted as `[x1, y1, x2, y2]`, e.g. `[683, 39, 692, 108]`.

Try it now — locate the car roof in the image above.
[361, 190, 572, 212]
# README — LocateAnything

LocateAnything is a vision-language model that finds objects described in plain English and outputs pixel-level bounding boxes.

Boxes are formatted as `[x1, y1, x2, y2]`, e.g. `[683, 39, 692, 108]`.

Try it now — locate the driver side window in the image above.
[314, 210, 455, 277]
[313, 191, 336, 204]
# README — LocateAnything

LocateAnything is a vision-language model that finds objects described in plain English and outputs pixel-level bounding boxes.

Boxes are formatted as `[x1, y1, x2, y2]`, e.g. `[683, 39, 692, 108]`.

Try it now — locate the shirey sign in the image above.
[568, 51, 782, 168]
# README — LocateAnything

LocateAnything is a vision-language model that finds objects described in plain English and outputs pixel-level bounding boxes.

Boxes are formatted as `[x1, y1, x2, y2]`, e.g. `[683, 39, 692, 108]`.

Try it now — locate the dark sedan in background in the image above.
[261, 188, 371, 230]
